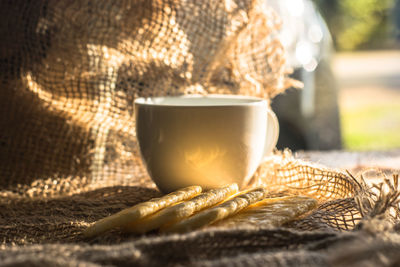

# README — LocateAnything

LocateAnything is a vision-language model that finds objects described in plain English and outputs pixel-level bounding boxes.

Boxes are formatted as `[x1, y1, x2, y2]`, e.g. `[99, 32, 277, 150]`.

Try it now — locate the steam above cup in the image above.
[134, 95, 279, 193]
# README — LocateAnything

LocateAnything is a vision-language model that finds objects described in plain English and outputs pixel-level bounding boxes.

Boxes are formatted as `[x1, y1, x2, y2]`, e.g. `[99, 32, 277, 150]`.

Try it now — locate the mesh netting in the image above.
[1, 0, 399, 266]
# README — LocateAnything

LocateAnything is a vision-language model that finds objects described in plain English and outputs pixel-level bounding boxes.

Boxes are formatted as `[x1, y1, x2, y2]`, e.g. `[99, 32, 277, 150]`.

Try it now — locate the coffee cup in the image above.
[134, 95, 279, 193]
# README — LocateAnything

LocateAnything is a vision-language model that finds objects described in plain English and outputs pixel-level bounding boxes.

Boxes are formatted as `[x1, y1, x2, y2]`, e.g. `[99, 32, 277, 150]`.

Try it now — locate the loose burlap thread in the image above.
[1, 0, 400, 266]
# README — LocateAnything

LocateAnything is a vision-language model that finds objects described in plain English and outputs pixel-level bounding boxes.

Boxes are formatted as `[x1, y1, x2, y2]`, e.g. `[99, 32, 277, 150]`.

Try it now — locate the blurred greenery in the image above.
[341, 104, 400, 150]
[313, 0, 397, 51]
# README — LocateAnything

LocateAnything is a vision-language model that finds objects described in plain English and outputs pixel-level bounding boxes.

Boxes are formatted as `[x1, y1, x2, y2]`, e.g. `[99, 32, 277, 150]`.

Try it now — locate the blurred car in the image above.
[266, 0, 342, 150]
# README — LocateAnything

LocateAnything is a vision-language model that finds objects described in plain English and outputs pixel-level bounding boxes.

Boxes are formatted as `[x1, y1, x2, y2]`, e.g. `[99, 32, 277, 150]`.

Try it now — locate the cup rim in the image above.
[134, 94, 268, 107]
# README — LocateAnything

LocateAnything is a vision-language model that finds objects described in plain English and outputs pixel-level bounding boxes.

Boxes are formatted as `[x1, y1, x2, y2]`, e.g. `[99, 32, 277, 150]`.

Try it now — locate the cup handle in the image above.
[263, 109, 279, 158]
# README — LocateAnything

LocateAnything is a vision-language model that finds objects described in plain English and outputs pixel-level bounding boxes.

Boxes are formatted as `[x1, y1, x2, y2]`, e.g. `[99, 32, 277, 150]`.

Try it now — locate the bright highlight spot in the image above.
[304, 58, 318, 72]
[295, 41, 312, 65]
[308, 24, 323, 43]
[285, 0, 304, 17]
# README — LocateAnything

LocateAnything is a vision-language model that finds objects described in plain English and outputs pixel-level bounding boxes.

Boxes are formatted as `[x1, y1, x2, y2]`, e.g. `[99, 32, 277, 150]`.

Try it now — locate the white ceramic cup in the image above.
[134, 95, 279, 193]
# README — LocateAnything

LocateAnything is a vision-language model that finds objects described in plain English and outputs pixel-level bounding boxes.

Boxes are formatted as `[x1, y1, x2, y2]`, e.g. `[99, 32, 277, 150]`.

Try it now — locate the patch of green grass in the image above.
[341, 104, 400, 150]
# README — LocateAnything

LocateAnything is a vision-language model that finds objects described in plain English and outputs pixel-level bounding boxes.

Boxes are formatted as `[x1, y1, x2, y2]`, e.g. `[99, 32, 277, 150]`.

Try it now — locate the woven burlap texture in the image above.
[1, 0, 399, 266]
[0, 0, 296, 197]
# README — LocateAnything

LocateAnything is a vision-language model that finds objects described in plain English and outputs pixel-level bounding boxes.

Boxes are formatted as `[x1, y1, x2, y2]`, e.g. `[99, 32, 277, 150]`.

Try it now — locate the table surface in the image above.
[297, 149, 400, 183]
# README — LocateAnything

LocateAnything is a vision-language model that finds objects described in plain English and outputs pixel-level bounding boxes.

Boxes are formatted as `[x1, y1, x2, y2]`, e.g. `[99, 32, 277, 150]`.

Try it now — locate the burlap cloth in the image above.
[1, 0, 400, 266]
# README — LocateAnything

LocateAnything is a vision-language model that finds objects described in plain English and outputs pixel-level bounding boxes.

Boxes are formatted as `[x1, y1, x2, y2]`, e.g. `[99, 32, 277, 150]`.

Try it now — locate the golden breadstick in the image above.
[124, 183, 239, 233]
[163, 187, 268, 233]
[214, 196, 317, 228]
[83, 185, 202, 237]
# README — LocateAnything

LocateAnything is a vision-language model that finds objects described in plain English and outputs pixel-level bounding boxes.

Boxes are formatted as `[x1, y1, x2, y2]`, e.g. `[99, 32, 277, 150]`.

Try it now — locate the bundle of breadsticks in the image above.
[84, 184, 316, 237]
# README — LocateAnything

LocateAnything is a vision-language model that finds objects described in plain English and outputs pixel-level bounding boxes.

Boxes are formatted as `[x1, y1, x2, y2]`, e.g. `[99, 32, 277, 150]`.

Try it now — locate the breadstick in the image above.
[84, 185, 202, 237]
[124, 183, 238, 233]
[163, 187, 268, 233]
[214, 195, 317, 228]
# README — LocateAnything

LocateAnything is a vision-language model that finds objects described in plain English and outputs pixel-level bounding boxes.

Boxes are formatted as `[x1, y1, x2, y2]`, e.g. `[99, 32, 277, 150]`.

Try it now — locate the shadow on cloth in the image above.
[0, 186, 161, 245]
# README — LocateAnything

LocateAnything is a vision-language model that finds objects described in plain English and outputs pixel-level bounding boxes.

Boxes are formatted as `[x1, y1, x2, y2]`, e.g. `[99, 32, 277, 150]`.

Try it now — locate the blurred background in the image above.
[268, 0, 400, 151]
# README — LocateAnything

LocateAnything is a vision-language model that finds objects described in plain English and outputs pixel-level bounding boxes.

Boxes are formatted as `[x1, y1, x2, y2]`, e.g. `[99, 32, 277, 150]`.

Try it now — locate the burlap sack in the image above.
[0, 0, 399, 266]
